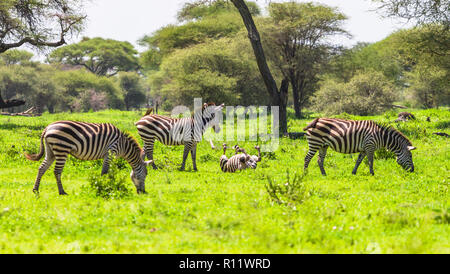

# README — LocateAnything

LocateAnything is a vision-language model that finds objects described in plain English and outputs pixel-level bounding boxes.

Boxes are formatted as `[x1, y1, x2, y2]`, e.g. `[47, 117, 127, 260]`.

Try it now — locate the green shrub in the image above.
[82, 158, 132, 199]
[313, 71, 397, 116]
[265, 171, 312, 208]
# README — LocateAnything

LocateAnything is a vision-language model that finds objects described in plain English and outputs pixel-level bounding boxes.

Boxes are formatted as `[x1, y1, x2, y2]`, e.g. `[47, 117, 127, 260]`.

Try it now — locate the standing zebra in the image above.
[303, 118, 416, 175]
[219, 143, 260, 173]
[135, 103, 224, 171]
[25, 121, 152, 195]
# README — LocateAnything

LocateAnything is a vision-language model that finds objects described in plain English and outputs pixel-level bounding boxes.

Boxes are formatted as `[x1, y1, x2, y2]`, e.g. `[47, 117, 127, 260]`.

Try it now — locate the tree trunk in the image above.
[291, 79, 301, 118]
[231, 0, 288, 135]
[0, 94, 26, 109]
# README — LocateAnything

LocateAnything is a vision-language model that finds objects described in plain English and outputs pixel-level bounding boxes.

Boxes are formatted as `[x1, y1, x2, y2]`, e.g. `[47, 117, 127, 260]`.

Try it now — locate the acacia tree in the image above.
[230, 0, 289, 135]
[0, 0, 86, 109]
[262, 2, 348, 118]
[49, 37, 140, 77]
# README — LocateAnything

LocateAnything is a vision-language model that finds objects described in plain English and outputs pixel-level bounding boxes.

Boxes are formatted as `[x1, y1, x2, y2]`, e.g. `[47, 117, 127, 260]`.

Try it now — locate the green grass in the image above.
[0, 108, 448, 253]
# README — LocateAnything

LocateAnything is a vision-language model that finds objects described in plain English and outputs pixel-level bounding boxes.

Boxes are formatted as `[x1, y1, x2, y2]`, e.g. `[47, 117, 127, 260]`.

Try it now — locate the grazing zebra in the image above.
[303, 118, 416, 175]
[135, 103, 224, 171]
[219, 144, 261, 173]
[25, 121, 152, 195]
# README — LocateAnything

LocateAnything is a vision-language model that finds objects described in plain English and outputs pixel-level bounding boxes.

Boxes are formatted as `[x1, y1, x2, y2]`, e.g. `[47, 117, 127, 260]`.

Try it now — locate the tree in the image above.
[49, 37, 140, 77]
[0, 0, 86, 109]
[312, 71, 397, 116]
[138, 1, 254, 72]
[373, 0, 449, 27]
[119, 72, 146, 110]
[261, 2, 349, 118]
[0, 49, 33, 65]
[230, 0, 289, 134]
[0, 0, 86, 53]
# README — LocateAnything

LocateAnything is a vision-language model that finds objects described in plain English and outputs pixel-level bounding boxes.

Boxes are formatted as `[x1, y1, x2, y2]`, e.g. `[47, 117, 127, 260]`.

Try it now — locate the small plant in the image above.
[265, 170, 312, 208]
[82, 157, 132, 199]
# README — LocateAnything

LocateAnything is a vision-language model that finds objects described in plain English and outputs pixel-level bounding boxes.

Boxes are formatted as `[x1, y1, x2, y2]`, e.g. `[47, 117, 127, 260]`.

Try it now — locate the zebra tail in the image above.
[25, 128, 46, 161]
[303, 118, 320, 131]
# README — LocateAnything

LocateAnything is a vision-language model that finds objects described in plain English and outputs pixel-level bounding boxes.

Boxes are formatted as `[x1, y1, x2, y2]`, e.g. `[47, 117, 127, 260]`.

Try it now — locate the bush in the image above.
[265, 171, 312, 209]
[82, 157, 133, 199]
[313, 71, 397, 116]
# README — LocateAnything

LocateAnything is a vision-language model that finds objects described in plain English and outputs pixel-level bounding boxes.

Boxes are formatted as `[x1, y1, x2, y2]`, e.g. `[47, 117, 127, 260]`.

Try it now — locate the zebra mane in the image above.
[122, 131, 143, 150]
[376, 122, 412, 145]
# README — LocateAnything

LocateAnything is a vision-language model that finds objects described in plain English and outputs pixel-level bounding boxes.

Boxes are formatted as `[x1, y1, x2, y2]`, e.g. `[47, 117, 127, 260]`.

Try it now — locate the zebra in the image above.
[220, 144, 255, 173]
[303, 118, 416, 175]
[219, 144, 261, 173]
[25, 121, 152, 195]
[135, 103, 224, 171]
[232, 144, 261, 164]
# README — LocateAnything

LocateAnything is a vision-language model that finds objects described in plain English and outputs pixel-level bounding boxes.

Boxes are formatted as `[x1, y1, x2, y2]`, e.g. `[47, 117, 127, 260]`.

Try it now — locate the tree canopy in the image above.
[0, 0, 86, 53]
[48, 37, 140, 77]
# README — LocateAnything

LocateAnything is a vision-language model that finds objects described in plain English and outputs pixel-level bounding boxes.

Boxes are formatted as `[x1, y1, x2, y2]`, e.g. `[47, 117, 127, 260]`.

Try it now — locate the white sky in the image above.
[30, 0, 413, 59]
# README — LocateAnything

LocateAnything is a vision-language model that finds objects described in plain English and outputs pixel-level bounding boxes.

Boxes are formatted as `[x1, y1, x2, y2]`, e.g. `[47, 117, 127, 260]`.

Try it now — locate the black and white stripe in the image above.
[219, 144, 261, 173]
[25, 121, 151, 195]
[135, 103, 224, 171]
[303, 118, 416, 175]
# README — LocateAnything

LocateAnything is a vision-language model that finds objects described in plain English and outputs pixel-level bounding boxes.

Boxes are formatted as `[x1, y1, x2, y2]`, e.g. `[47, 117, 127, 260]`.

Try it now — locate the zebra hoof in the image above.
[59, 191, 68, 196]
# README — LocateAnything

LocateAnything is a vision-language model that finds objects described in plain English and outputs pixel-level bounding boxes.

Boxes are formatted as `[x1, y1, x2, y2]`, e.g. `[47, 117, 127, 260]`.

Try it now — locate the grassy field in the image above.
[0, 108, 448, 253]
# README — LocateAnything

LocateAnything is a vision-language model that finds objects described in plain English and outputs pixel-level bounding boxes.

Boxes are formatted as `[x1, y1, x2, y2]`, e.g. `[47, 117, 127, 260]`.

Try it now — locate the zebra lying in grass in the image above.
[136, 103, 224, 171]
[303, 118, 416, 175]
[219, 143, 261, 173]
[25, 121, 152, 195]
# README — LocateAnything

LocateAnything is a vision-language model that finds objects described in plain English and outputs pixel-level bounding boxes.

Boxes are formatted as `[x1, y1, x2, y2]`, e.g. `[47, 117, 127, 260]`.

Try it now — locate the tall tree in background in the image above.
[262, 2, 348, 118]
[230, 0, 289, 135]
[0, 0, 86, 109]
[373, 0, 449, 26]
[49, 37, 140, 77]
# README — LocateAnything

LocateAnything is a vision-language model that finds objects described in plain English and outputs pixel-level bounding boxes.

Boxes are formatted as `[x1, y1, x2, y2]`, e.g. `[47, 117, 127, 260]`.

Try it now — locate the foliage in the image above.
[405, 63, 450, 108]
[118, 72, 146, 110]
[82, 157, 133, 200]
[265, 171, 312, 208]
[260, 1, 349, 117]
[313, 71, 397, 116]
[0, 0, 86, 53]
[372, 0, 450, 27]
[0, 49, 34, 65]
[49, 37, 140, 77]
[177, 0, 260, 22]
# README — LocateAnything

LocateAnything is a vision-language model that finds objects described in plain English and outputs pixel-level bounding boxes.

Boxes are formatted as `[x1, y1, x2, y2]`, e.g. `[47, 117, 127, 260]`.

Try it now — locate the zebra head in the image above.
[238, 153, 258, 169]
[130, 151, 153, 194]
[396, 145, 416, 172]
[202, 103, 224, 133]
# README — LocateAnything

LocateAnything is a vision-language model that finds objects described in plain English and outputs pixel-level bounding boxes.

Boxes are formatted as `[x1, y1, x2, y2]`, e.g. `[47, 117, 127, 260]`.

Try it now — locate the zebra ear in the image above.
[407, 146, 416, 151]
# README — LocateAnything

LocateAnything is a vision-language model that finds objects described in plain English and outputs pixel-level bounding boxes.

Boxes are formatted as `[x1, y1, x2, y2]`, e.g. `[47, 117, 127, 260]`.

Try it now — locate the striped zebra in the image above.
[219, 144, 261, 173]
[135, 103, 224, 171]
[220, 144, 255, 172]
[303, 118, 416, 175]
[25, 121, 152, 195]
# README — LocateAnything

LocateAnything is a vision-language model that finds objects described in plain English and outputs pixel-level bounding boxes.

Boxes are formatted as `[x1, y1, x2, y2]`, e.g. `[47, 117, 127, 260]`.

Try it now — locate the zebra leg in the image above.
[304, 148, 318, 173]
[367, 151, 375, 175]
[179, 144, 191, 171]
[191, 143, 198, 171]
[352, 152, 366, 175]
[33, 146, 55, 193]
[317, 146, 328, 176]
[101, 153, 111, 175]
[53, 155, 68, 195]
[144, 139, 157, 170]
